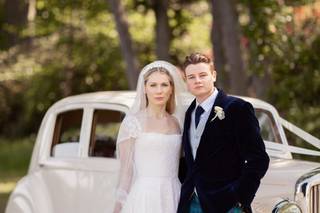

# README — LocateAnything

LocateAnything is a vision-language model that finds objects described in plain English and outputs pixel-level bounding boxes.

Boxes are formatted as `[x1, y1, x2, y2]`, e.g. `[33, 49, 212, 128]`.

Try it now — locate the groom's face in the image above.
[185, 63, 216, 100]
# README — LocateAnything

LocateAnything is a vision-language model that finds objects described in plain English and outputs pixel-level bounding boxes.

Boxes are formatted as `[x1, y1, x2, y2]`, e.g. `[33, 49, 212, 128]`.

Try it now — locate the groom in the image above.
[178, 53, 269, 213]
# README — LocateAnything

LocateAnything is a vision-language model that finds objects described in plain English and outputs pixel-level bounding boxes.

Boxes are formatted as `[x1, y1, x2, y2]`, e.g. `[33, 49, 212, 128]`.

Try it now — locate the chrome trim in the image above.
[272, 200, 302, 213]
[295, 168, 320, 213]
[310, 184, 320, 213]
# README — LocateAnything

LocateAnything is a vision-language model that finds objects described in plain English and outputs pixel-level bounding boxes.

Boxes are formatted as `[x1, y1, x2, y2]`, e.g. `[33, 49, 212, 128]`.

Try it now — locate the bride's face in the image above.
[145, 71, 173, 108]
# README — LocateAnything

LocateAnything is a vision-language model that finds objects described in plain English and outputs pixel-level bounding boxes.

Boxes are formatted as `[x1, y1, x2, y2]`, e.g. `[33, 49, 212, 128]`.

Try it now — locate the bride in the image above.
[113, 61, 185, 213]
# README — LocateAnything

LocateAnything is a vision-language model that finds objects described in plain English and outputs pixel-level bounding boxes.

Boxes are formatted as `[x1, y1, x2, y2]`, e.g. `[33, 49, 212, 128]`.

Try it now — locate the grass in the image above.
[0, 136, 35, 212]
[0, 192, 10, 213]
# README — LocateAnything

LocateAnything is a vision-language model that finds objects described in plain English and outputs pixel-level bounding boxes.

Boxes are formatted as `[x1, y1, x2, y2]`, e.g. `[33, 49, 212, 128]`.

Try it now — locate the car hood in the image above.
[252, 158, 320, 212]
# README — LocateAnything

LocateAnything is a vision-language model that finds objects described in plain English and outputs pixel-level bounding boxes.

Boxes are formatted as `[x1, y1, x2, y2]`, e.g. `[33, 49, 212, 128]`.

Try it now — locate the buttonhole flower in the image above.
[210, 106, 225, 122]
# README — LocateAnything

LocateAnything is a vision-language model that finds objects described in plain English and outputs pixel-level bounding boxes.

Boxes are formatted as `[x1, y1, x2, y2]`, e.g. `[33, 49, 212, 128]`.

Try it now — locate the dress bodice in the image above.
[134, 133, 182, 178]
[116, 115, 182, 213]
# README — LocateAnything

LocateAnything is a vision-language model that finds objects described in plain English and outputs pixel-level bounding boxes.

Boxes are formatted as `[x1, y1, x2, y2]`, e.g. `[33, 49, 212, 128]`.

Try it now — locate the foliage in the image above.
[127, 0, 210, 64]
[0, 0, 319, 140]
[0, 2, 128, 135]
[270, 33, 320, 139]
[0, 136, 35, 212]
[0, 0, 211, 136]
[238, 0, 320, 139]
[170, 1, 212, 64]
[0, 136, 35, 181]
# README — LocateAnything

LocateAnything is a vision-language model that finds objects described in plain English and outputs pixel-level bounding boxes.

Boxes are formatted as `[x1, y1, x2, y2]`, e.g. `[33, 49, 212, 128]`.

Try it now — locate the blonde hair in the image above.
[144, 67, 176, 114]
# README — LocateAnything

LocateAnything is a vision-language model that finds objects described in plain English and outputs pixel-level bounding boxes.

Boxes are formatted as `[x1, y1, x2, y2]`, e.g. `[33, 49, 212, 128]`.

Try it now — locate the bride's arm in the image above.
[114, 138, 135, 213]
[113, 115, 139, 213]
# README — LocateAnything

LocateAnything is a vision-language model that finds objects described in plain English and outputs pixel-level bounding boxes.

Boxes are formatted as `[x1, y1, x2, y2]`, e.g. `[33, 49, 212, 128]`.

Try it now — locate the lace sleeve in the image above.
[117, 115, 140, 143]
[114, 115, 140, 213]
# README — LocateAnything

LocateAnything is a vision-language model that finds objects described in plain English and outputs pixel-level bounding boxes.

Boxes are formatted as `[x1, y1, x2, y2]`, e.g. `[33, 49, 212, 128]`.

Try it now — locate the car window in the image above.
[51, 109, 83, 157]
[255, 108, 281, 144]
[89, 109, 125, 158]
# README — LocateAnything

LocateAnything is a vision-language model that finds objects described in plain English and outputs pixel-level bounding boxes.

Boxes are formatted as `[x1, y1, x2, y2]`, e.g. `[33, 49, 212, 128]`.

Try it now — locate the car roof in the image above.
[51, 90, 277, 112]
[52, 91, 136, 108]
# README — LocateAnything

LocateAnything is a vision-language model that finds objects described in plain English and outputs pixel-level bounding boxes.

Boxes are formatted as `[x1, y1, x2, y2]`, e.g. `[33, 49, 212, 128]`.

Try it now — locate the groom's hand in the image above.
[238, 202, 252, 213]
[228, 203, 252, 213]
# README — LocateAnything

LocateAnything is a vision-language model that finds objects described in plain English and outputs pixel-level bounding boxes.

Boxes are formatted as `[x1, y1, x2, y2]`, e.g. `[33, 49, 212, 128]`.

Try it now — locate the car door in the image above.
[73, 103, 126, 213]
[36, 103, 125, 213]
[34, 104, 86, 213]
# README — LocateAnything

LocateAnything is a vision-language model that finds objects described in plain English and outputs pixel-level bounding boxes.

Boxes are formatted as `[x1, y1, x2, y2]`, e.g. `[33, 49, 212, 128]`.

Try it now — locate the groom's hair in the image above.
[182, 53, 215, 74]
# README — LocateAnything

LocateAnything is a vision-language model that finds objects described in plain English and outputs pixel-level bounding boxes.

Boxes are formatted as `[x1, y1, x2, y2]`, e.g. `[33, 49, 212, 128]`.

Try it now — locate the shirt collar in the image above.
[196, 88, 218, 113]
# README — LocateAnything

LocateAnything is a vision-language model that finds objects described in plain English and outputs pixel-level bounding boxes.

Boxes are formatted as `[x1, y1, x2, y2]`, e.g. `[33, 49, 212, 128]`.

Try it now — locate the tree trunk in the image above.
[27, 0, 36, 32]
[27, 0, 36, 22]
[2, 0, 29, 48]
[248, 74, 270, 98]
[60, 12, 76, 97]
[210, 0, 229, 91]
[25, 0, 37, 47]
[108, 0, 140, 89]
[151, 0, 170, 60]
[211, 0, 247, 95]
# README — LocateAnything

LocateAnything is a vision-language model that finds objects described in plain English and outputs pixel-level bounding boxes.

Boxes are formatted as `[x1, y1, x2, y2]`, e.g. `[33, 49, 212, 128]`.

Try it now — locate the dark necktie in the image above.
[195, 106, 205, 128]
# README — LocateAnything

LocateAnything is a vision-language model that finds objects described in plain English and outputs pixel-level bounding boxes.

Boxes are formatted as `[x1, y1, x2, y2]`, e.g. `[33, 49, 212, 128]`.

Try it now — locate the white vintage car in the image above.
[5, 91, 320, 213]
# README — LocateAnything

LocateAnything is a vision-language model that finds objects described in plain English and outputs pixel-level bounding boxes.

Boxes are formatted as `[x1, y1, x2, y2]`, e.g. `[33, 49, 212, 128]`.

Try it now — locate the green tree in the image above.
[239, 0, 320, 139]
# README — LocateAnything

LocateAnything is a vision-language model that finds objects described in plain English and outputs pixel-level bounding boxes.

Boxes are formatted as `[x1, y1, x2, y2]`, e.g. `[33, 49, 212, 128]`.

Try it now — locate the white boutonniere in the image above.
[210, 106, 225, 122]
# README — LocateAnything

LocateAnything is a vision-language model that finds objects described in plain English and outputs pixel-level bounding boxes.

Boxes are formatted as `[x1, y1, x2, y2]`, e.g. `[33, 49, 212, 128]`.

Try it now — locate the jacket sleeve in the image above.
[234, 101, 270, 207]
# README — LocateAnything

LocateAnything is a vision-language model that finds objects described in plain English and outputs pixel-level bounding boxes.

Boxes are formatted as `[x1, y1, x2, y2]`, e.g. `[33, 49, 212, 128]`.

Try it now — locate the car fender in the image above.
[6, 173, 54, 213]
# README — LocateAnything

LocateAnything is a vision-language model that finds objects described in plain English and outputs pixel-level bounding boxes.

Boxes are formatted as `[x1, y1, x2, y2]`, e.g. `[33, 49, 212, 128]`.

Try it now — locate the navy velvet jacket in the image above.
[177, 90, 270, 213]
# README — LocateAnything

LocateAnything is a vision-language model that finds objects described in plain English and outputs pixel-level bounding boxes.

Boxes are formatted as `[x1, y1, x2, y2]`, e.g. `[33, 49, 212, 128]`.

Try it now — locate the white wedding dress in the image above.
[116, 114, 182, 213]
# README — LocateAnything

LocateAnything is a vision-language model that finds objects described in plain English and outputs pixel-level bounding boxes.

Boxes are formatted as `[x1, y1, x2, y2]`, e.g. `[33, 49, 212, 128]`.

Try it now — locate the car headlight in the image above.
[272, 200, 302, 213]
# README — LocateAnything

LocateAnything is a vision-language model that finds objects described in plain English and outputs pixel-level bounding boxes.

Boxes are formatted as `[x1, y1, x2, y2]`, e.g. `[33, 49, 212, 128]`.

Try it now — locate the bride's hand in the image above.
[113, 202, 122, 213]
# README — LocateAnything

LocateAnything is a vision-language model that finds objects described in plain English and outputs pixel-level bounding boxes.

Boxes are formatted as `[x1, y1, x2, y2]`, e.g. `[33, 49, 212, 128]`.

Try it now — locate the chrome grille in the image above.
[310, 184, 320, 213]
